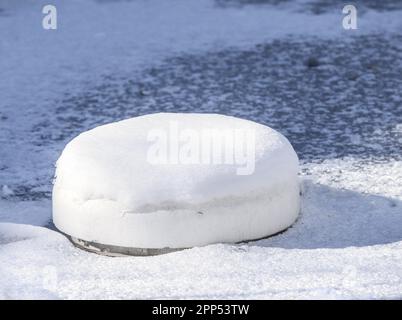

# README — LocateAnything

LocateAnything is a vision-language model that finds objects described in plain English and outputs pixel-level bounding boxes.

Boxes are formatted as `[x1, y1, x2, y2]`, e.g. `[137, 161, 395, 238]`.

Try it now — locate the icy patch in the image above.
[1, 1, 402, 201]
[302, 159, 402, 201]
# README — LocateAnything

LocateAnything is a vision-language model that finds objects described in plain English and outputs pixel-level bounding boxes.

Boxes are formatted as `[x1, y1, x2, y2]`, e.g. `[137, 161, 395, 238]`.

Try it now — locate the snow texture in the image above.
[53, 113, 300, 248]
[0, 0, 402, 299]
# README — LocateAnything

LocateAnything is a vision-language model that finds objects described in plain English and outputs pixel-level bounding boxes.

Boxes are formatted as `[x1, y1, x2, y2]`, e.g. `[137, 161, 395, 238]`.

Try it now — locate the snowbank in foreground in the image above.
[1, 217, 401, 300]
[1, 160, 401, 299]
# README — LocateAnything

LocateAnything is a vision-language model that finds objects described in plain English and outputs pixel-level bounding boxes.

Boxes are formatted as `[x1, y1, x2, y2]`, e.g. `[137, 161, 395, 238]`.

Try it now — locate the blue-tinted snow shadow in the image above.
[0, 200, 51, 227]
[253, 180, 402, 249]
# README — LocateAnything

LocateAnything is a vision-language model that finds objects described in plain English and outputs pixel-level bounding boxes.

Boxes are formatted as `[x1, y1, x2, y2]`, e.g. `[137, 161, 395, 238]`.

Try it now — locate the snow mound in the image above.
[53, 113, 300, 249]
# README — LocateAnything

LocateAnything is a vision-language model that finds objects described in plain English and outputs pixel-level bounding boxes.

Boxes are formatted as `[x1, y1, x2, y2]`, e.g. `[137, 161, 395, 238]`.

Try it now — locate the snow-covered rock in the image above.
[53, 113, 300, 251]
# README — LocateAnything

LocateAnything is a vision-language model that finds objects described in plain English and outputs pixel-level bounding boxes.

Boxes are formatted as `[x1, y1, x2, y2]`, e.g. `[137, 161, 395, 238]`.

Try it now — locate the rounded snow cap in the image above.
[53, 113, 300, 256]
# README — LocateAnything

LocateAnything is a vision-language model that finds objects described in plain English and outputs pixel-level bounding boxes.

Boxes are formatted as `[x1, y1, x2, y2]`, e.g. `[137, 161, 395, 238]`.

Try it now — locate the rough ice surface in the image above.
[1, 0, 402, 299]
[53, 113, 300, 248]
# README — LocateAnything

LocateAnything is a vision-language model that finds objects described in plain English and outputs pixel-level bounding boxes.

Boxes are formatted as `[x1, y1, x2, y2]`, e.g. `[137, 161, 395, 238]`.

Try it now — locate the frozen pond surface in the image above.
[0, 0, 401, 299]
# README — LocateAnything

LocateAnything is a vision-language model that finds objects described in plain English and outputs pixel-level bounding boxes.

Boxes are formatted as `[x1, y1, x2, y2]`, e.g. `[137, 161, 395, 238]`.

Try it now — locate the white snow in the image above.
[53, 113, 300, 248]
[2, 159, 402, 299]
[2, 159, 401, 299]
[1, 0, 402, 299]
